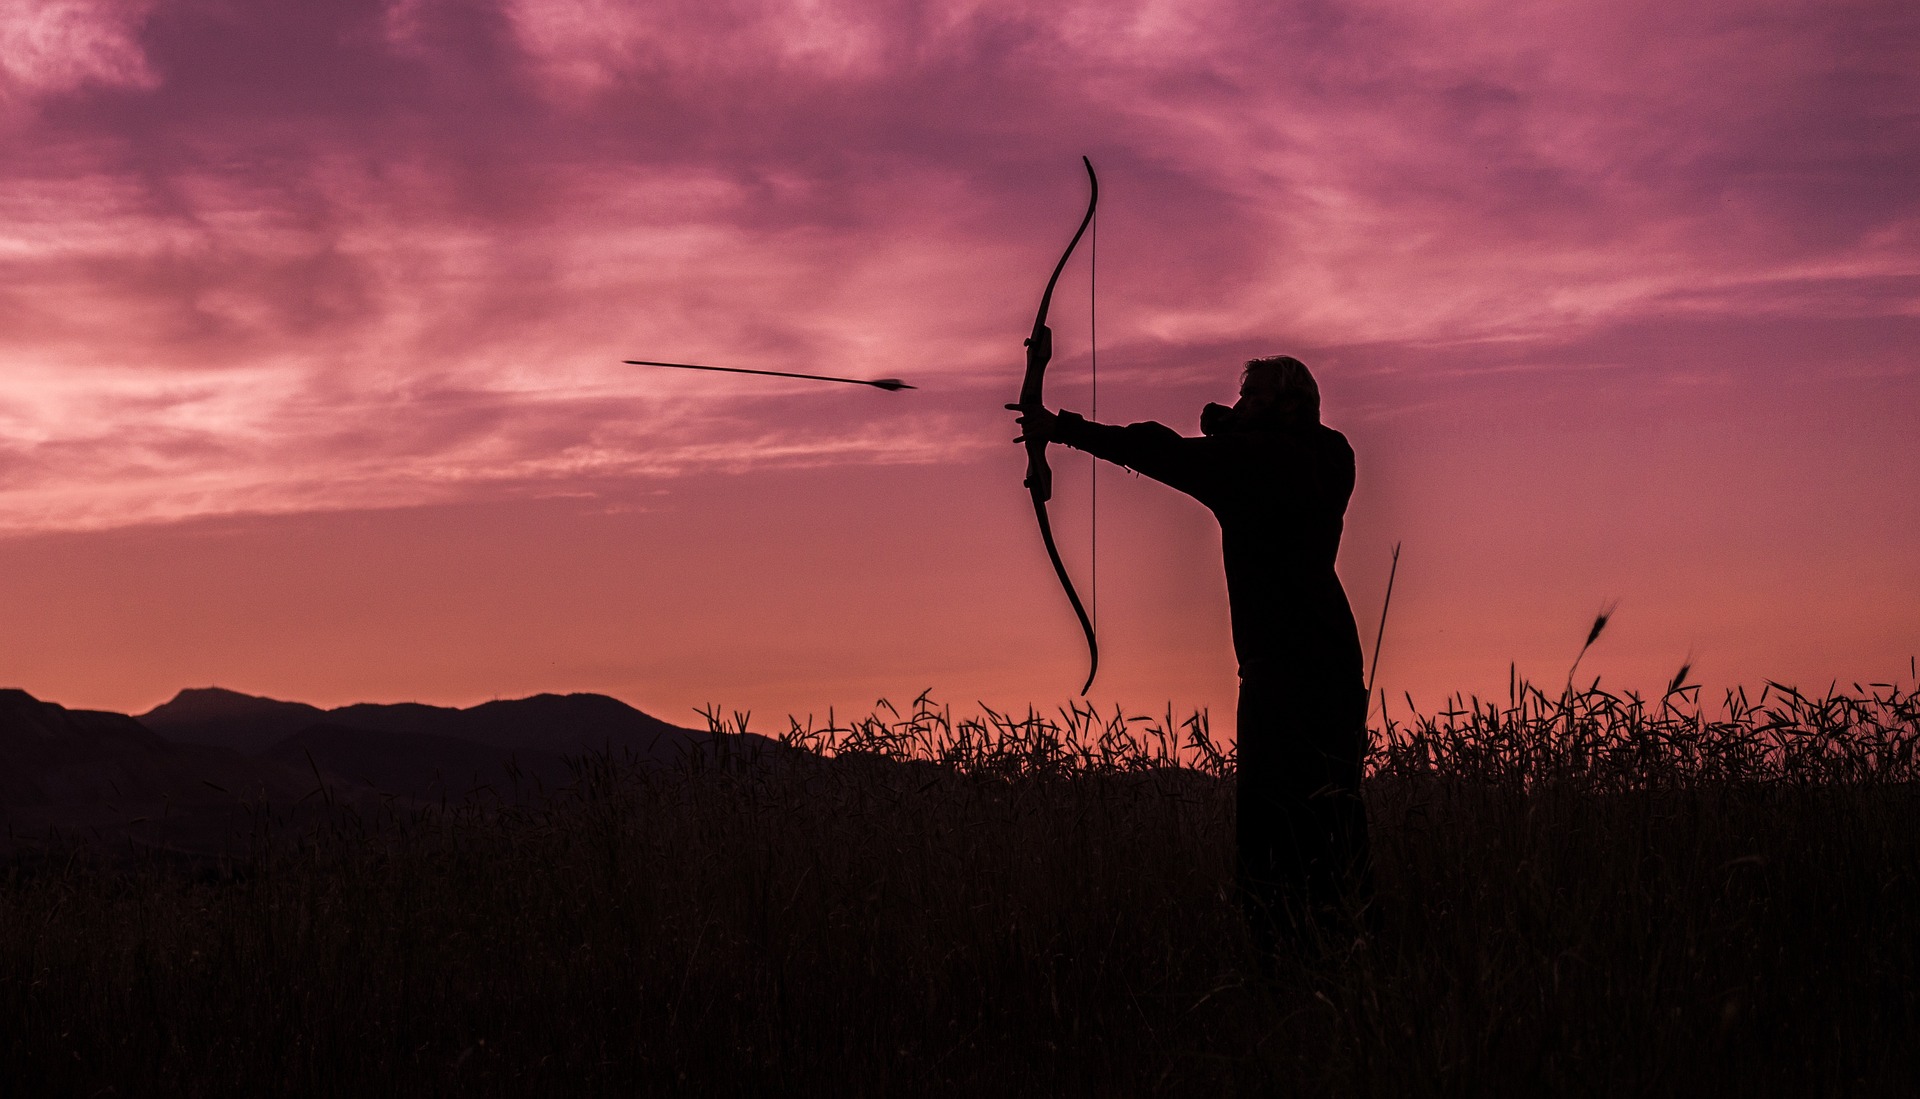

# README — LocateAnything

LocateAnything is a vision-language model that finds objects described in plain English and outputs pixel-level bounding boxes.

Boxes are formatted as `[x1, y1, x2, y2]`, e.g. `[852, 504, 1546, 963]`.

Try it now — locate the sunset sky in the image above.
[2, 0, 1915, 733]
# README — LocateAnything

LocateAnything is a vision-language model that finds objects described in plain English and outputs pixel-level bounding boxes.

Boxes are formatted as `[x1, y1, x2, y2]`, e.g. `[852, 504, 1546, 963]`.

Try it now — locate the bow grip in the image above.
[1024, 445, 1053, 502]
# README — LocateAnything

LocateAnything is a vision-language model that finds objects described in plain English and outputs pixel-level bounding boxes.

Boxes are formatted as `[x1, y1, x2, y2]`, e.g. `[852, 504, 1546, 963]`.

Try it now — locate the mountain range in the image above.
[0, 685, 777, 856]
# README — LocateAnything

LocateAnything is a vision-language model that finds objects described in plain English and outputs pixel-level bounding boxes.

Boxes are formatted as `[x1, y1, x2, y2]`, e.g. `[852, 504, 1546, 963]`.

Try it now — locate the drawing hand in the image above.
[1200, 401, 1234, 437]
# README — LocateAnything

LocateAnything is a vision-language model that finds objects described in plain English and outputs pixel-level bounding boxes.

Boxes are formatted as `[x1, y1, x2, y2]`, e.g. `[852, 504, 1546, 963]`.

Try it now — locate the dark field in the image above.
[5, 680, 1918, 1096]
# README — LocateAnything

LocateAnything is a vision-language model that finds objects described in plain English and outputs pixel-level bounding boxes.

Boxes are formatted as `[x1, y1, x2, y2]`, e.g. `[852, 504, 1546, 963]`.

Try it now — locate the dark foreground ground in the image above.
[4, 685, 1917, 1096]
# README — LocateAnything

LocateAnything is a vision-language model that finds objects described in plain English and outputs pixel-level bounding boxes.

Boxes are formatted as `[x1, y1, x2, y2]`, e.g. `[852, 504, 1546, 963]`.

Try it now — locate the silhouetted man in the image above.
[1015, 356, 1371, 947]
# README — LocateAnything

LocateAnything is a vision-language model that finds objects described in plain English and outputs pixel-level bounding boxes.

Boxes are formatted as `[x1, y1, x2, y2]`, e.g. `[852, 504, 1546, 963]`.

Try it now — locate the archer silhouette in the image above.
[1014, 355, 1372, 948]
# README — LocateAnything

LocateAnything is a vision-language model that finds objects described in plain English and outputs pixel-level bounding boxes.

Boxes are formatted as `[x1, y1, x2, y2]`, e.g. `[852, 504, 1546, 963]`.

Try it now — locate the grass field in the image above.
[5, 675, 1917, 1096]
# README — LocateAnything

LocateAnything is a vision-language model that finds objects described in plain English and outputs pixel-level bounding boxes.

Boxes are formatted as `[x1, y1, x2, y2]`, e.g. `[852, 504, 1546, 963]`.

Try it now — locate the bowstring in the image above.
[1089, 204, 1097, 633]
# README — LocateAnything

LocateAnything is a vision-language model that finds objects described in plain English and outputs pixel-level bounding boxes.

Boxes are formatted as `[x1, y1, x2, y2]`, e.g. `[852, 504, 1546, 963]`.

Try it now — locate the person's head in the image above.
[1237, 355, 1319, 428]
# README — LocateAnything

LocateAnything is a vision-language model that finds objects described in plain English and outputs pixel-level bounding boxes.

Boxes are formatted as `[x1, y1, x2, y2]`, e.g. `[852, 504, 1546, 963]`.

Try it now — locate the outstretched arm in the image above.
[1011, 404, 1223, 503]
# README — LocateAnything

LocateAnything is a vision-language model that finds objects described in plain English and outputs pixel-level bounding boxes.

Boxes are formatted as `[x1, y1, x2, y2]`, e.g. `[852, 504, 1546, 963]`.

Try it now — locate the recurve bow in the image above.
[1017, 156, 1099, 695]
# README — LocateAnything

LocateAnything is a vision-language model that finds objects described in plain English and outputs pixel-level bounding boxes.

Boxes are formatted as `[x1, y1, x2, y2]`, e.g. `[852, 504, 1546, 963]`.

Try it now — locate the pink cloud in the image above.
[0, 0, 156, 103]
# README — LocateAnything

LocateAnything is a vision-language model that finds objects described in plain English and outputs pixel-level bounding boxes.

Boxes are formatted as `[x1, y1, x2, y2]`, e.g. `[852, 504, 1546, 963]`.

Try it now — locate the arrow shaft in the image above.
[623, 360, 912, 390]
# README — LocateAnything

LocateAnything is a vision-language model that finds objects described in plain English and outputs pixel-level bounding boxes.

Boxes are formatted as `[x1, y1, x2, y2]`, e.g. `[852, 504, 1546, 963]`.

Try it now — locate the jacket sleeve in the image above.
[1050, 411, 1226, 505]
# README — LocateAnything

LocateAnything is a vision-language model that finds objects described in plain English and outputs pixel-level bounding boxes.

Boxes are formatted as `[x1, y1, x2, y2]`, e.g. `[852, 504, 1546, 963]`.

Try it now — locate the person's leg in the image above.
[1237, 676, 1333, 948]
[1241, 680, 1372, 948]
[1235, 677, 1285, 949]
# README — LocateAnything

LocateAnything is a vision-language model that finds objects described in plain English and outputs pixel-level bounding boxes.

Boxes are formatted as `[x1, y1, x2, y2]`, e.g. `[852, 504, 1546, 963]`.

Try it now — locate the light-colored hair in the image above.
[1243, 355, 1320, 422]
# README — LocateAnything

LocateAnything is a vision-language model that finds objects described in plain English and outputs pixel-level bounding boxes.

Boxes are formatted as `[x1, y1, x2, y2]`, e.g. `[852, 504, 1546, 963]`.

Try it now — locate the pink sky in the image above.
[2, 0, 1916, 732]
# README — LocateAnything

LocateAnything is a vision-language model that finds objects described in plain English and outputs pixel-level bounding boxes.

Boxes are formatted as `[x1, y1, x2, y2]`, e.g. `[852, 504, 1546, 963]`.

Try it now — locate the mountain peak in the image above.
[137, 687, 326, 751]
[141, 686, 313, 717]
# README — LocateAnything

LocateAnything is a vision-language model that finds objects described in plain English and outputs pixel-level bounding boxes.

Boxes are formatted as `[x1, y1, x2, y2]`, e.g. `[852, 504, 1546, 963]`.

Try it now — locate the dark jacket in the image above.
[1052, 412, 1364, 687]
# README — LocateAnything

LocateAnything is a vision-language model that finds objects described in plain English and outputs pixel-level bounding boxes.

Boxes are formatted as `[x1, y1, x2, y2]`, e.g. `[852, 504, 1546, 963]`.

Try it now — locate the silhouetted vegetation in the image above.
[5, 675, 1917, 1096]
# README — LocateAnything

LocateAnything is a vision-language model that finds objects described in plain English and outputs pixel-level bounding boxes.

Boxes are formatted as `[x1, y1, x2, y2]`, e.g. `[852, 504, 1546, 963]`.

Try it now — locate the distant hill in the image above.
[135, 687, 330, 754]
[3, 685, 797, 848]
[0, 683, 802, 864]
[0, 688, 325, 857]
[137, 687, 740, 766]
[3, 685, 803, 858]
[0, 688, 307, 808]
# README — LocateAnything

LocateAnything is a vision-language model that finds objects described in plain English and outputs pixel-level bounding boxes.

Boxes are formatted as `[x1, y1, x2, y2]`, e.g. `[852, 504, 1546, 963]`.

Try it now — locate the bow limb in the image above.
[1018, 156, 1099, 695]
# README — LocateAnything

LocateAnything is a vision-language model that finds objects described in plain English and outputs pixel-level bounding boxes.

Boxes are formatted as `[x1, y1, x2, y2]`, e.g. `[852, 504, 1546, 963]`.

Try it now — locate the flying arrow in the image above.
[622, 360, 915, 391]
